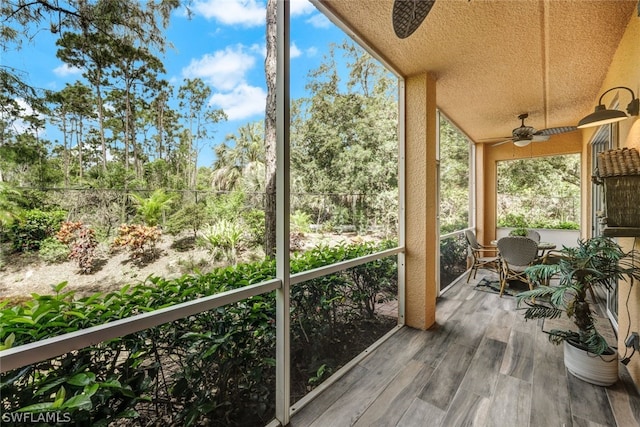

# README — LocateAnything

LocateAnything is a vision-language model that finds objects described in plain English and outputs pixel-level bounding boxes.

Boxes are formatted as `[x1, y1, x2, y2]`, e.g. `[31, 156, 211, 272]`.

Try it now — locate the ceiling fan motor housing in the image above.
[513, 125, 534, 141]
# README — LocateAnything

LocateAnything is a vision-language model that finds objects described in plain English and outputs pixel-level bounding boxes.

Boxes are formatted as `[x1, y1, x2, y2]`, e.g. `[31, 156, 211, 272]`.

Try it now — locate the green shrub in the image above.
[130, 189, 174, 227]
[243, 208, 265, 247]
[0, 241, 398, 426]
[205, 191, 245, 222]
[8, 209, 66, 252]
[166, 202, 209, 237]
[38, 237, 70, 263]
[197, 220, 244, 263]
[291, 210, 311, 233]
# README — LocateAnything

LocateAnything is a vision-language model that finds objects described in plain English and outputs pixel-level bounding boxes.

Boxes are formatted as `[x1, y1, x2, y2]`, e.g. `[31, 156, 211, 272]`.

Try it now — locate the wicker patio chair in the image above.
[526, 230, 541, 242]
[464, 230, 499, 283]
[496, 236, 539, 297]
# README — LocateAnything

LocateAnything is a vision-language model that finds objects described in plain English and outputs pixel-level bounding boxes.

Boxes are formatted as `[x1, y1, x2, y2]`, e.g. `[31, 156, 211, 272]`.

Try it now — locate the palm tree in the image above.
[211, 122, 265, 192]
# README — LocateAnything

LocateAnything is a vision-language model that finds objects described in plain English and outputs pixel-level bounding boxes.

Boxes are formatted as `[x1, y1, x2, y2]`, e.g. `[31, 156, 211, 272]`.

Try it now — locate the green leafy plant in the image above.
[130, 189, 174, 227]
[0, 241, 398, 426]
[166, 202, 209, 237]
[38, 237, 70, 264]
[243, 208, 265, 247]
[8, 209, 66, 252]
[291, 210, 311, 233]
[517, 236, 640, 355]
[0, 182, 23, 230]
[508, 227, 528, 237]
[197, 220, 244, 263]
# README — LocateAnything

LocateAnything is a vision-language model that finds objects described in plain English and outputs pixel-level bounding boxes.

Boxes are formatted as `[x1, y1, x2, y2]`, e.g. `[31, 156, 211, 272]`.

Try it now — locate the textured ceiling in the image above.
[315, 0, 637, 143]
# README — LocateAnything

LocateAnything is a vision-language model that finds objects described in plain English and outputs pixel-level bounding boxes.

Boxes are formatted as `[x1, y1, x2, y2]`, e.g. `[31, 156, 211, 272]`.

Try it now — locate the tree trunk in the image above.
[264, 0, 277, 258]
[96, 75, 107, 173]
[78, 119, 84, 179]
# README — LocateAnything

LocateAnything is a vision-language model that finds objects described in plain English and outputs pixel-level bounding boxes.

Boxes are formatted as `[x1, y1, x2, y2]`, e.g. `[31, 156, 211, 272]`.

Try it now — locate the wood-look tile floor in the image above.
[289, 272, 640, 426]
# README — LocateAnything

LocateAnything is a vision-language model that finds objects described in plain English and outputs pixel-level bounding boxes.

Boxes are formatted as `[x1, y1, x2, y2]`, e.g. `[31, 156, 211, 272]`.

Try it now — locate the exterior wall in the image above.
[404, 73, 438, 330]
[580, 15, 640, 385]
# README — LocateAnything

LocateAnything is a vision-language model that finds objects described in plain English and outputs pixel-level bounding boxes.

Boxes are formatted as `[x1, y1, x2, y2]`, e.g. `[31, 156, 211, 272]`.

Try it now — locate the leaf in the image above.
[0, 332, 15, 350]
[60, 393, 93, 411]
[116, 409, 140, 419]
[98, 379, 122, 388]
[34, 377, 67, 397]
[16, 402, 55, 412]
[67, 372, 96, 386]
[51, 281, 69, 293]
[8, 317, 35, 325]
[63, 310, 87, 319]
[52, 386, 66, 408]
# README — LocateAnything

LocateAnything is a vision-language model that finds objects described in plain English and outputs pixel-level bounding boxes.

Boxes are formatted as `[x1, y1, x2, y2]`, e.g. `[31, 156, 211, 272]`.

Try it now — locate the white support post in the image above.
[275, 0, 291, 424]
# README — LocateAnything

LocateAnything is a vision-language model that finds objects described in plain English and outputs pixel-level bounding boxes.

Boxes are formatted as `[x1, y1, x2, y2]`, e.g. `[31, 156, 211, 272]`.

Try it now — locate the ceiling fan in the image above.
[392, 0, 436, 39]
[485, 113, 578, 147]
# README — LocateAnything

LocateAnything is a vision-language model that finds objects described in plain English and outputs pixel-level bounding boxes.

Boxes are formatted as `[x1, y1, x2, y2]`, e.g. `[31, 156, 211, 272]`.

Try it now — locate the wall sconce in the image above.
[577, 86, 640, 128]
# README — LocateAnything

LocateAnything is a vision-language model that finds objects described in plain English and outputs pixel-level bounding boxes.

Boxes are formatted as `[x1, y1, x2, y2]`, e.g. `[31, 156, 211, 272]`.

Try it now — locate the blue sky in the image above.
[2, 0, 347, 167]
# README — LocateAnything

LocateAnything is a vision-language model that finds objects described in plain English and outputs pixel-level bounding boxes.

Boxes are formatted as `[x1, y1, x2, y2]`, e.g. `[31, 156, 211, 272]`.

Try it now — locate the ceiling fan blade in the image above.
[532, 134, 550, 142]
[491, 139, 513, 147]
[536, 126, 578, 136]
[392, 0, 436, 39]
[477, 136, 511, 143]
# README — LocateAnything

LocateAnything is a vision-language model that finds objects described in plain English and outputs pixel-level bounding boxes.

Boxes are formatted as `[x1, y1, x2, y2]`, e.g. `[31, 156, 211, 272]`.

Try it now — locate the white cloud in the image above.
[209, 84, 266, 120]
[307, 13, 331, 29]
[53, 64, 82, 77]
[250, 43, 266, 58]
[290, 0, 315, 17]
[306, 46, 318, 57]
[191, 0, 315, 26]
[1, 98, 45, 136]
[290, 42, 302, 59]
[192, 0, 265, 26]
[182, 45, 255, 91]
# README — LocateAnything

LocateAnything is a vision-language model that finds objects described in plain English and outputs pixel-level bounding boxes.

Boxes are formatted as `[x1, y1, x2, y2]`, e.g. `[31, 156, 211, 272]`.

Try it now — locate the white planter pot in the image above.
[563, 341, 619, 386]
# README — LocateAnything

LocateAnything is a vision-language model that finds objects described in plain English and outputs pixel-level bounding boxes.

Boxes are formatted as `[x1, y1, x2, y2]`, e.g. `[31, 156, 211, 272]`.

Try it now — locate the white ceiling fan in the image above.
[484, 113, 577, 147]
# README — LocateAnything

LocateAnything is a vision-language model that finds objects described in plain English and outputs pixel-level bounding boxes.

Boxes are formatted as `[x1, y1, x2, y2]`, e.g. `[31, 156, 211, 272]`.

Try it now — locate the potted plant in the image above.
[516, 236, 640, 386]
[508, 227, 528, 237]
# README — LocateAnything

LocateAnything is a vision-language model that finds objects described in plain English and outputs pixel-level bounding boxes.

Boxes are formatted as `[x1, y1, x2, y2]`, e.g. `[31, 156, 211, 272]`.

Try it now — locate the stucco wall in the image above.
[582, 15, 640, 386]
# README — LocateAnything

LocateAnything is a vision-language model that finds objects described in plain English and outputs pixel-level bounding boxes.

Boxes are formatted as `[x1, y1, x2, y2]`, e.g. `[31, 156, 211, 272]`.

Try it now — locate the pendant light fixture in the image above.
[577, 86, 640, 128]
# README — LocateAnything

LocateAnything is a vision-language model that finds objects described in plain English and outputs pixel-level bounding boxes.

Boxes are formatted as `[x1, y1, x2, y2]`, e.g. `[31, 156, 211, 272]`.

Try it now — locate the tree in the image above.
[56, 30, 115, 173]
[48, 82, 96, 180]
[178, 78, 226, 189]
[439, 116, 471, 233]
[1, 0, 179, 163]
[264, 0, 277, 257]
[212, 122, 265, 192]
[290, 41, 398, 231]
[497, 154, 581, 228]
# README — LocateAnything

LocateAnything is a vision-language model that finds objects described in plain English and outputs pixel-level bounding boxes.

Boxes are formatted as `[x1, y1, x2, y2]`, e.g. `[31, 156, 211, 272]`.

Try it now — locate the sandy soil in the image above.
[0, 232, 369, 300]
[0, 235, 215, 299]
